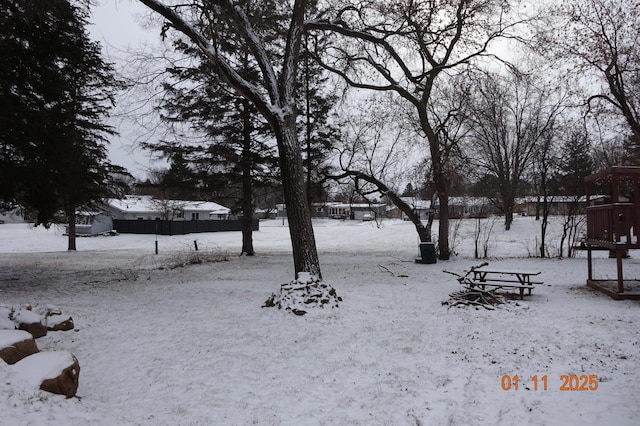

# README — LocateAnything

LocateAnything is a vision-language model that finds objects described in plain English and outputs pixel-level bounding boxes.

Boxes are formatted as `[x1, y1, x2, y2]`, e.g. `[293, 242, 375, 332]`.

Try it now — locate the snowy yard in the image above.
[1, 217, 639, 425]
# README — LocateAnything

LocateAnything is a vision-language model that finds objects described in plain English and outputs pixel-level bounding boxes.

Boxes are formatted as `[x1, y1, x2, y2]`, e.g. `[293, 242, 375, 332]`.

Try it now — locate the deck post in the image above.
[617, 247, 624, 293]
[587, 245, 593, 281]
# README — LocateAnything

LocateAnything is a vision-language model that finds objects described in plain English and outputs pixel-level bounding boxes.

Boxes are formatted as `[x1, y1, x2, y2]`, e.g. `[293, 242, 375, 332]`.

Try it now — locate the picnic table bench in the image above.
[466, 267, 542, 299]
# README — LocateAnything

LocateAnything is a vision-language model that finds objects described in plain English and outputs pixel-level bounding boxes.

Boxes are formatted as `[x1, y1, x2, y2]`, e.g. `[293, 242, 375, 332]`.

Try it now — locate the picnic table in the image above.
[467, 267, 542, 299]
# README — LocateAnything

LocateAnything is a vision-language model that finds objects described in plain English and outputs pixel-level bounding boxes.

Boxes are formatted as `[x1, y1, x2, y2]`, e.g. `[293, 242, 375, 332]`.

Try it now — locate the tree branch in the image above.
[136, 0, 279, 124]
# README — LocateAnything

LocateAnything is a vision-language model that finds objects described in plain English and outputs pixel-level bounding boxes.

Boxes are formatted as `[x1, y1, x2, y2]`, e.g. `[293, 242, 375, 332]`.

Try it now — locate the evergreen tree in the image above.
[139, 0, 337, 307]
[148, 4, 281, 255]
[557, 130, 595, 196]
[0, 0, 124, 249]
[298, 33, 339, 206]
[554, 129, 595, 257]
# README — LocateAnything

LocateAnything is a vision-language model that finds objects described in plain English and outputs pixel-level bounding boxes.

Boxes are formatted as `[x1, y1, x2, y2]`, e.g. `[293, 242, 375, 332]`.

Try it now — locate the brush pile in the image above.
[442, 288, 507, 310]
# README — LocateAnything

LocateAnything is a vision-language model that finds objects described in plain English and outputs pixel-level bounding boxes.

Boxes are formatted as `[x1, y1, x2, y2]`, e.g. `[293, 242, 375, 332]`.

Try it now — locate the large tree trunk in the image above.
[503, 192, 515, 231]
[436, 189, 450, 260]
[428, 125, 450, 260]
[540, 201, 549, 258]
[276, 116, 321, 279]
[505, 208, 514, 231]
[240, 101, 255, 256]
[66, 210, 76, 251]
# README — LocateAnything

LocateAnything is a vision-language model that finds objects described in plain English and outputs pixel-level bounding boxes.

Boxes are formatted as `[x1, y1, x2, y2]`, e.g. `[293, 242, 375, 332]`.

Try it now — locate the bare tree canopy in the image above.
[542, 0, 640, 144]
[465, 68, 569, 230]
[306, 0, 528, 258]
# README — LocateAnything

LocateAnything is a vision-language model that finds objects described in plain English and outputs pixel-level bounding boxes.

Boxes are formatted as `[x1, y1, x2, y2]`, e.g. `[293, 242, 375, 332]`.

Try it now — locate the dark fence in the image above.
[113, 219, 259, 235]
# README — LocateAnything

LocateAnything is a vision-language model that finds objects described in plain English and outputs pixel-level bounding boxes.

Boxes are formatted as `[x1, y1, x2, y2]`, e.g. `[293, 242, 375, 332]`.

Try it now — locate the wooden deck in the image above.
[587, 279, 640, 300]
[584, 167, 640, 300]
[585, 203, 640, 249]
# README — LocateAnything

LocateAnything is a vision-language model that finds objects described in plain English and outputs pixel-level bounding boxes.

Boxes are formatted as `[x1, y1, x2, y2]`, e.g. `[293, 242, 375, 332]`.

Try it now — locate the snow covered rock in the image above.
[32, 304, 62, 318]
[0, 330, 39, 365]
[12, 309, 47, 338]
[263, 273, 341, 316]
[0, 307, 14, 330]
[46, 315, 74, 332]
[7, 304, 75, 333]
[13, 351, 80, 398]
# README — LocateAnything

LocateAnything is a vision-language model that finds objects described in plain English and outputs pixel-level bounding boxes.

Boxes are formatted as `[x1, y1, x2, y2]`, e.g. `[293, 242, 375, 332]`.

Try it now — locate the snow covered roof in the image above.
[182, 201, 230, 215]
[106, 196, 230, 215]
[398, 197, 431, 209]
[106, 195, 156, 214]
[324, 202, 386, 209]
[514, 195, 605, 204]
[447, 196, 492, 207]
[308, 202, 386, 209]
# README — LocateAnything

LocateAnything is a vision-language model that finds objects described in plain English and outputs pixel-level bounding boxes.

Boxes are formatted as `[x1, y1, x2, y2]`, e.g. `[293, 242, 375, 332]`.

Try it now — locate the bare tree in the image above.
[330, 94, 434, 241]
[136, 0, 338, 312]
[474, 216, 499, 259]
[543, 0, 640, 145]
[306, 0, 526, 259]
[592, 131, 632, 170]
[532, 130, 558, 258]
[466, 69, 567, 230]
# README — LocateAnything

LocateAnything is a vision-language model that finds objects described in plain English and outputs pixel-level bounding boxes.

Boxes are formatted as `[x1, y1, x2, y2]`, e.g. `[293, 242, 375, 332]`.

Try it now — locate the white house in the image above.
[105, 195, 231, 221]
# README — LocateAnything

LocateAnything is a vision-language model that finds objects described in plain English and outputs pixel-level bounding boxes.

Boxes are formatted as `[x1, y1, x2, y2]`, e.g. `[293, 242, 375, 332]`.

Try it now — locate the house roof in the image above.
[308, 202, 386, 209]
[515, 195, 606, 204]
[182, 201, 230, 215]
[106, 196, 230, 215]
[398, 197, 431, 209]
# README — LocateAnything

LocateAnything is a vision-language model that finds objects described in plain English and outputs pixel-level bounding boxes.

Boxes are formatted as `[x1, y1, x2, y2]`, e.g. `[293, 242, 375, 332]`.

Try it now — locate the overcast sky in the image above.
[85, 1, 541, 181]
[88, 0, 163, 180]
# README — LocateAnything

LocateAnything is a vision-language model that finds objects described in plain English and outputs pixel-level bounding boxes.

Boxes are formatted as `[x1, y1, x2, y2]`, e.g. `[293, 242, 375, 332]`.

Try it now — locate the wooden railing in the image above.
[586, 203, 640, 246]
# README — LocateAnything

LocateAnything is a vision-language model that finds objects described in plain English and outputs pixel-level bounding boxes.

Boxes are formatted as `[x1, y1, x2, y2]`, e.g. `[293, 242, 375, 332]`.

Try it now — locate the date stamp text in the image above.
[501, 375, 599, 391]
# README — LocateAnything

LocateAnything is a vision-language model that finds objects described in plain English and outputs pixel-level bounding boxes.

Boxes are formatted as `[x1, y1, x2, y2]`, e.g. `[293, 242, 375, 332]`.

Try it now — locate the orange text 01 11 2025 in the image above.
[500, 375, 599, 391]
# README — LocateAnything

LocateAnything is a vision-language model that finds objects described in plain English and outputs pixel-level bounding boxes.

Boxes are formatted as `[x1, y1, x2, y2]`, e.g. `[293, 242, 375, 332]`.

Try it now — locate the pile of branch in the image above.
[263, 273, 341, 316]
[442, 288, 507, 310]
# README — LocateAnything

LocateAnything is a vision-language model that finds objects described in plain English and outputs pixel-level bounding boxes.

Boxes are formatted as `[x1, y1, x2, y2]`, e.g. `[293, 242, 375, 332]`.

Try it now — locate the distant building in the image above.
[105, 195, 230, 221]
[0, 206, 25, 224]
[70, 195, 242, 235]
[278, 202, 386, 220]
[393, 196, 494, 220]
[313, 202, 386, 220]
[445, 197, 494, 219]
[73, 211, 113, 235]
[395, 197, 432, 220]
[514, 195, 604, 216]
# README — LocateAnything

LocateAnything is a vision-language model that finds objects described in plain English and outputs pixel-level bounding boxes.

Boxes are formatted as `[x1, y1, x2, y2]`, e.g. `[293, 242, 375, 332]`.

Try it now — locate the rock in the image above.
[12, 309, 47, 338]
[47, 316, 74, 332]
[40, 356, 80, 398]
[0, 330, 39, 364]
[13, 351, 80, 398]
[17, 322, 47, 339]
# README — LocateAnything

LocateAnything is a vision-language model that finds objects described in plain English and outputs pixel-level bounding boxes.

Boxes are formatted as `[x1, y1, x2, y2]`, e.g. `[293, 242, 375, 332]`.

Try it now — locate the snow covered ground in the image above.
[1, 217, 639, 425]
